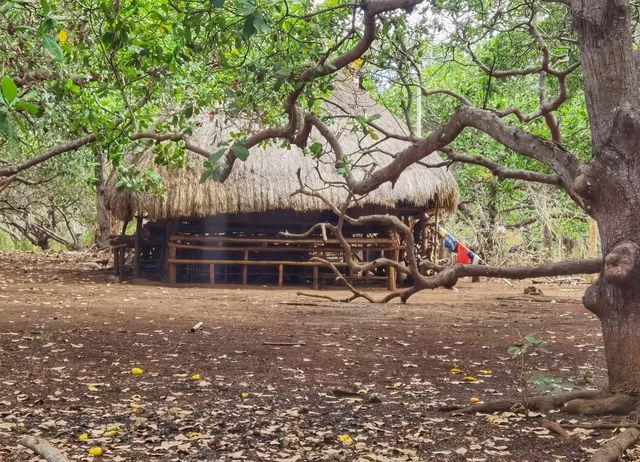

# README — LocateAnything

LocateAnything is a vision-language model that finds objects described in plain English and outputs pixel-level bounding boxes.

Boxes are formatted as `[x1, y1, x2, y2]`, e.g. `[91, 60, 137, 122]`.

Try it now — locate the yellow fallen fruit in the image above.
[78, 433, 89, 441]
[105, 424, 119, 432]
[58, 29, 68, 45]
[104, 430, 119, 437]
[463, 376, 479, 382]
[131, 368, 143, 376]
[478, 369, 493, 376]
[88, 447, 103, 456]
[469, 397, 481, 404]
[87, 384, 99, 392]
[338, 434, 353, 445]
[450, 367, 463, 374]
[187, 431, 201, 438]
[240, 392, 249, 398]
[191, 373, 201, 381]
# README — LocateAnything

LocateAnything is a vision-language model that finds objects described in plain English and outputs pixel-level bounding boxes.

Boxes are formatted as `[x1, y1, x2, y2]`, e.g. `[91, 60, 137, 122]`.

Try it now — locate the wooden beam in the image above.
[169, 235, 393, 245]
[313, 266, 319, 290]
[167, 258, 350, 267]
[209, 264, 215, 286]
[167, 243, 396, 252]
[278, 264, 284, 287]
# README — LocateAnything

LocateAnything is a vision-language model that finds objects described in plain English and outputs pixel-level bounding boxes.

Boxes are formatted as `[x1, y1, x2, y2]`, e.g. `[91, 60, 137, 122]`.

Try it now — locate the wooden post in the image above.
[242, 250, 249, 285]
[313, 266, 319, 290]
[209, 263, 216, 286]
[164, 222, 178, 282]
[387, 249, 399, 291]
[387, 265, 397, 291]
[133, 215, 142, 279]
[168, 244, 176, 284]
[433, 196, 440, 263]
[120, 247, 126, 278]
[438, 240, 446, 261]
[113, 246, 119, 276]
[278, 264, 284, 287]
[419, 210, 428, 256]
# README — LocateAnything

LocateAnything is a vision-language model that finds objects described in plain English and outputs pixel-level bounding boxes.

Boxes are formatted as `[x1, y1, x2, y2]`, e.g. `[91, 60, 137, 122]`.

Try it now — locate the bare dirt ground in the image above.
[0, 251, 632, 462]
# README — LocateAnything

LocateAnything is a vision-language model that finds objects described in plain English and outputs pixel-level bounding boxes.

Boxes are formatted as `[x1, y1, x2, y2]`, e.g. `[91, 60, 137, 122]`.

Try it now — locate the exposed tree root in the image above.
[456, 391, 640, 417]
[456, 389, 605, 413]
[560, 422, 640, 430]
[18, 436, 71, 462]
[563, 394, 639, 416]
[589, 427, 640, 462]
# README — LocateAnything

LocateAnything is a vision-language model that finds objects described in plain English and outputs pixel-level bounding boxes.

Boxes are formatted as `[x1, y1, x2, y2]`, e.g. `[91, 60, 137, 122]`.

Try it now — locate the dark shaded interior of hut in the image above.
[110, 201, 442, 290]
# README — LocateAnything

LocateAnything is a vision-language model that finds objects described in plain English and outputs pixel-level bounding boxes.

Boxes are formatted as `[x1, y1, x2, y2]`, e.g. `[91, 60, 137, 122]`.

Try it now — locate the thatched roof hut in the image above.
[106, 76, 459, 222]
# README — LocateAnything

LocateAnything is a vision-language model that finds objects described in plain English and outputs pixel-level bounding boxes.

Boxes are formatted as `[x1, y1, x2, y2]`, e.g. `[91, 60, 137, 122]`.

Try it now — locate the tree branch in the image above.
[216, 0, 425, 182]
[0, 130, 217, 179]
[0, 135, 98, 178]
[440, 147, 561, 185]
[18, 436, 71, 462]
[129, 132, 211, 157]
[292, 176, 601, 303]
[350, 105, 582, 204]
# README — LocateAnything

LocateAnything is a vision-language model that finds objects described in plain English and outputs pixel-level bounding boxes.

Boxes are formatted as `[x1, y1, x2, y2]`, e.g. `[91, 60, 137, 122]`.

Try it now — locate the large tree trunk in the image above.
[36, 234, 50, 251]
[601, 307, 640, 394]
[571, 0, 640, 394]
[585, 278, 640, 394]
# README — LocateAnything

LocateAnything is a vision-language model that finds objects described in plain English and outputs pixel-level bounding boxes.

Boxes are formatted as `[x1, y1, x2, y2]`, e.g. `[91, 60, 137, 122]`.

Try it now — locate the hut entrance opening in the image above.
[124, 205, 441, 290]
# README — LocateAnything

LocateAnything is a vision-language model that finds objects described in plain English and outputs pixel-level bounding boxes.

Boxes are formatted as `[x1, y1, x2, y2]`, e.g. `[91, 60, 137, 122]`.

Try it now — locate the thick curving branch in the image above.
[321, 98, 563, 187]
[348, 105, 582, 204]
[291, 171, 600, 304]
[425, 259, 601, 284]
[439, 147, 561, 185]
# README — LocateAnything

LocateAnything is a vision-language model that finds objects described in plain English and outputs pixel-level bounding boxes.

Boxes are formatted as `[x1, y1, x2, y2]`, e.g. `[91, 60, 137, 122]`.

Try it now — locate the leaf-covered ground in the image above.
[0, 252, 635, 461]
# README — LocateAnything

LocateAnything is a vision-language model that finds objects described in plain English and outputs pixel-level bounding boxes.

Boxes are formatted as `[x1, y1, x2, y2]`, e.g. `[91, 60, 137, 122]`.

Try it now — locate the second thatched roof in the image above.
[106, 75, 459, 221]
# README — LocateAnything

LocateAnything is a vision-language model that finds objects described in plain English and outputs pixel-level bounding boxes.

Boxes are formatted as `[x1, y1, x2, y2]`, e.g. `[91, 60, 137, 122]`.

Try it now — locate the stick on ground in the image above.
[542, 419, 571, 438]
[18, 436, 71, 462]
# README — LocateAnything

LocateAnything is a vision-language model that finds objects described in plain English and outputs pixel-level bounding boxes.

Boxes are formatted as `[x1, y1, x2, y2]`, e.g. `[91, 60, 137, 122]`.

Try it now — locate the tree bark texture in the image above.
[570, 0, 640, 394]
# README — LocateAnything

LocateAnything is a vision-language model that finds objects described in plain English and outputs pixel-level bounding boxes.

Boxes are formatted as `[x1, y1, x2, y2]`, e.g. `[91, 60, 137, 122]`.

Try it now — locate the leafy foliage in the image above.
[1, 0, 596, 253]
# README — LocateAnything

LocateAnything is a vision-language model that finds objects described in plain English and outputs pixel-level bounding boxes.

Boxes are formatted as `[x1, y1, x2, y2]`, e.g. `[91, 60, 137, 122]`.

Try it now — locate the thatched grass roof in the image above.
[106, 76, 459, 221]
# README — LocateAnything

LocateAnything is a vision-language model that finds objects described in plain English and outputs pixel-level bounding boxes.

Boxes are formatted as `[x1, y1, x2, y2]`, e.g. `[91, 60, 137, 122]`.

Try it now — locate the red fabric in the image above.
[457, 242, 472, 264]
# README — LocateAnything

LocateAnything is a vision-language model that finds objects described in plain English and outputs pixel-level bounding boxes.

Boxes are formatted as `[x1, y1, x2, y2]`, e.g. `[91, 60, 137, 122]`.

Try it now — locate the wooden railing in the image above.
[167, 235, 401, 290]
